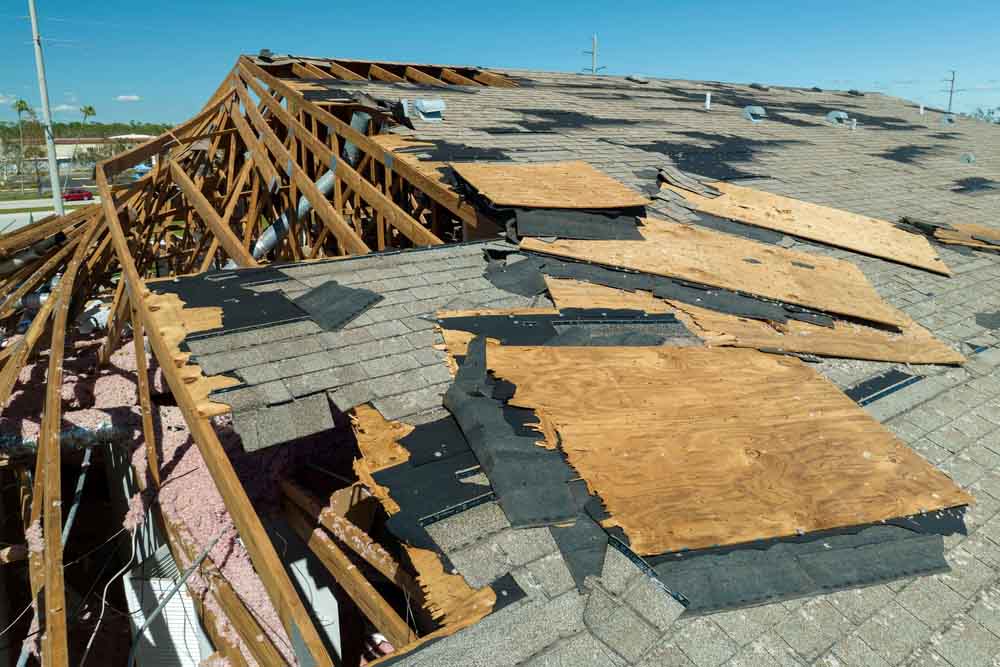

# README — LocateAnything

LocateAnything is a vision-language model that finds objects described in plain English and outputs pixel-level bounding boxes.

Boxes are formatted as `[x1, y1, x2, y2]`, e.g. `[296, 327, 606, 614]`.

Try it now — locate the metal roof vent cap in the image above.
[826, 110, 850, 125]
[941, 114, 958, 126]
[961, 152, 976, 164]
[414, 98, 446, 122]
[742, 105, 767, 123]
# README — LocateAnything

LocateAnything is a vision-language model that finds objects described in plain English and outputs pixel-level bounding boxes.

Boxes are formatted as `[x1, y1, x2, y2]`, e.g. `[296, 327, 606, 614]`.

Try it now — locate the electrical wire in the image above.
[79, 529, 138, 667]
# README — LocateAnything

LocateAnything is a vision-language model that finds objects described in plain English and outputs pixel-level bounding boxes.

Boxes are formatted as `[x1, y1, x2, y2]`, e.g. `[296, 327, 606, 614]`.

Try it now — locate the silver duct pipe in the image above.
[251, 169, 337, 261]
[0, 234, 63, 277]
[223, 110, 371, 268]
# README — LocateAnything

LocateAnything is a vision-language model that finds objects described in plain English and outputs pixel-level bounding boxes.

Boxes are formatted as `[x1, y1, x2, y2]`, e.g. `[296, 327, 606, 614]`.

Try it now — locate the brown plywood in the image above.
[522, 218, 907, 328]
[451, 160, 651, 209]
[661, 182, 951, 276]
[487, 345, 973, 555]
[544, 278, 964, 365]
[934, 223, 1000, 252]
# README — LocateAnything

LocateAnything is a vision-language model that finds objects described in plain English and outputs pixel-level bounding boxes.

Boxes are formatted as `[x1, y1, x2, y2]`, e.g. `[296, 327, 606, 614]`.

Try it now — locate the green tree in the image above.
[12, 99, 33, 194]
[65, 104, 97, 186]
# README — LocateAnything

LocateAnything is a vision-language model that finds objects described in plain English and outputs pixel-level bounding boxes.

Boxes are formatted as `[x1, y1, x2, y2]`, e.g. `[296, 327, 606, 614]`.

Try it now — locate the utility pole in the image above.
[583, 33, 605, 75]
[27, 0, 64, 215]
[946, 70, 956, 113]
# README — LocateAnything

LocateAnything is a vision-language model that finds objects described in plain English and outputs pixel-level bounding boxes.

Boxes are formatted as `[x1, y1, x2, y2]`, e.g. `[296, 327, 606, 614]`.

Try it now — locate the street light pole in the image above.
[27, 0, 64, 216]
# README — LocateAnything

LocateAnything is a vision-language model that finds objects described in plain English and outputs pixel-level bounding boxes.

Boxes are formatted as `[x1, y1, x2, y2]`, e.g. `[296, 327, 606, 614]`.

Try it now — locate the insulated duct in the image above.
[227, 110, 369, 267]
[250, 169, 337, 261]
[0, 233, 65, 277]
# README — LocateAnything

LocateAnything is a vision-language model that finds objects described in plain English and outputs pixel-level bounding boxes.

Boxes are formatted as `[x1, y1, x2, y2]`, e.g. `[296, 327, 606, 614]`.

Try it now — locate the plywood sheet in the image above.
[661, 182, 951, 276]
[451, 160, 651, 209]
[487, 345, 973, 555]
[522, 218, 907, 328]
[544, 278, 964, 365]
[934, 223, 1000, 252]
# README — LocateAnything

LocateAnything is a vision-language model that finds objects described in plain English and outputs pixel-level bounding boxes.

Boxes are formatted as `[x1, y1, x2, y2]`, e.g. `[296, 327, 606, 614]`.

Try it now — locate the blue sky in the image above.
[1, 0, 998, 124]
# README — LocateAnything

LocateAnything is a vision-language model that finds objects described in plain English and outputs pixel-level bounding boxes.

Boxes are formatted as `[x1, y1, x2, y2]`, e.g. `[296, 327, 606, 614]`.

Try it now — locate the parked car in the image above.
[62, 188, 94, 202]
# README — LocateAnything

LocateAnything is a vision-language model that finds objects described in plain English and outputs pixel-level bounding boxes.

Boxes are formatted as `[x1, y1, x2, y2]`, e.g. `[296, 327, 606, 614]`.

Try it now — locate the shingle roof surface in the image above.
[232, 62, 1000, 665]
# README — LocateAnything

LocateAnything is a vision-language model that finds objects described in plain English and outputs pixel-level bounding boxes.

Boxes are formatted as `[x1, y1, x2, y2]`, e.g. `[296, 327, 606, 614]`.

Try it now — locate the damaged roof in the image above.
[3, 52, 1000, 667]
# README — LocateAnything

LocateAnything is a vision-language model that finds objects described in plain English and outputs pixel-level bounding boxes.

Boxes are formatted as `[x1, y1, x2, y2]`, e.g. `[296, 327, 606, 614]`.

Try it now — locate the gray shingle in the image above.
[361, 353, 421, 379]
[327, 381, 375, 413]
[284, 364, 368, 397]
[372, 382, 449, 421]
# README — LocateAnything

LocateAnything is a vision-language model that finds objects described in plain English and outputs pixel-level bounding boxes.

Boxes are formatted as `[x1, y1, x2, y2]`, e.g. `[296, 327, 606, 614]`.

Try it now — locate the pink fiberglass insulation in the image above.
[24, 519, 44, 553]
[2, 333, 319, 666]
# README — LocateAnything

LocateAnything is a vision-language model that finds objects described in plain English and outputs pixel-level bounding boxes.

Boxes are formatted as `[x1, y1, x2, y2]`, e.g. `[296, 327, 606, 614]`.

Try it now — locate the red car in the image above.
[62, 188, 94, 202]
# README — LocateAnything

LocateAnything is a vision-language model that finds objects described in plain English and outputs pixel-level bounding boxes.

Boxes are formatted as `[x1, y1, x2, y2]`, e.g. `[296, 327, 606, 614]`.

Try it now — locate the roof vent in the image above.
[258, 48, 273, 62]
[961, 152, 976, 164]
[404, 98, 446, 123]
[941, 114, 957, 126]
[742, 105, 767, 123]
[826, 110, 850, 125]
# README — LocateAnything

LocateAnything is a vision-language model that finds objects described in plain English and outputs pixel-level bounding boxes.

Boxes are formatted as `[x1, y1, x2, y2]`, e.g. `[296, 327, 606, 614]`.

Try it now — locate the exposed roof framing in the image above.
[257, 54, 519, 88]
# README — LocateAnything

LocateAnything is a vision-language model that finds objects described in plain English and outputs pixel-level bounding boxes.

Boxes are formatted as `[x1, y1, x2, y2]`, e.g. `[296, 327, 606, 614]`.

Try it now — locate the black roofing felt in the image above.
[514, 207, 646, 241]
[154, 268, 309, 339]
[435, 309, 691, 348]
[647, 509, 966, 614]
[506, 250, 835, 327]
[292, 280, 383, 331]
[654, 527, 948, 614]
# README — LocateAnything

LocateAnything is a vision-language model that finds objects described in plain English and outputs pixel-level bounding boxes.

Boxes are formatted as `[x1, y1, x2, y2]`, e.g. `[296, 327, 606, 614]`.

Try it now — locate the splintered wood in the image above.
[486, 345, 973, 555]
[544, 278, 964, 365]
[451, 160, 651, 209]
[933, 223, 1000, 252]
[144, 292, 237, 417]
[661, 181, 951, 275]
[522, 218, 908, 328]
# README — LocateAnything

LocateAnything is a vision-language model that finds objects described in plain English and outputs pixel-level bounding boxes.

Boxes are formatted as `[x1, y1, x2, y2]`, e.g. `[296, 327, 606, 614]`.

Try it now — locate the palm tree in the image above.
[12, 99, 32, 194]
[65, 105, 97, 188]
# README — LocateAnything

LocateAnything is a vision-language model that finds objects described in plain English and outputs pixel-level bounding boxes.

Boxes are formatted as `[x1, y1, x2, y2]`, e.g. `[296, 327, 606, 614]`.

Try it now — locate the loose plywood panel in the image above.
[487, 345, 972, 555]
[661, 182, 951, 275]
[451, 161, 651, 209]
[544, 278, 964, 365]
[522, 218, 907, 328]
[934, 223, 1000, 252]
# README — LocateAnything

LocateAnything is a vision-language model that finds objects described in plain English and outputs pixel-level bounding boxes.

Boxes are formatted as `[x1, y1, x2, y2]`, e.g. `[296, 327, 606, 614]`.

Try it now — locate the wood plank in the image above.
[169, 161, 259, 267]
[239, 58, 498, 234]
[403, 66, 445, 86]
[325, 60, 367, 81]
[291, 61, 335, 81]
[37, 216, 101, 667]
[470, 70, 517, 88]
[522, 218, 908, 328]
[280, 479, 420, 596]
[370, 63, 405, 83]
[934, 223, 1000, 251]
[95, 167, 335, 667]
[239, 72, 441, 247]
[452, 160, 650, 209]
[544, 278, 965, 365]
[661, 181, 951, 276]
[439, 68, 482, 86]
[486, 345, 974, 555]
[284, 500, 415, 648]
[233, 79, 371, 255]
